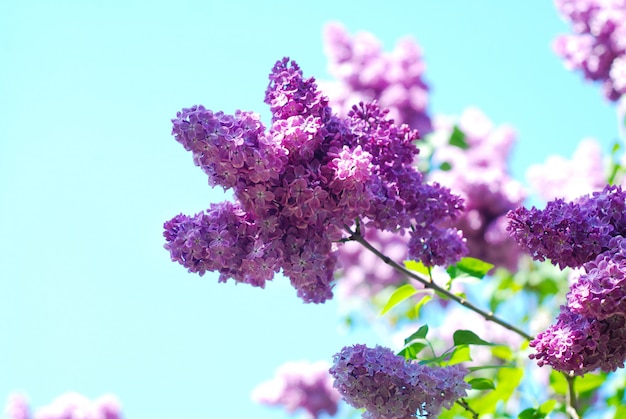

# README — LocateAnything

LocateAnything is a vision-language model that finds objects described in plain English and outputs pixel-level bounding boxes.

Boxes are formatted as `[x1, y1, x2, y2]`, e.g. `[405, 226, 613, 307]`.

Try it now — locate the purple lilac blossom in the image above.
[165, 58, 467, 303]
[329, 344, 469, 418]
[251, 360, 341, 419]
[509, 185, 626, 374]
[320, 22, 432, 134]
[553, 0, 626, 101]
[507, 184, 626, 269]
[3, 393, 122, 419]
[429, 108, 526, 272]
[567, 236, 626, 319]
[526, 138, 606, 202]
[529, 307, 626, 375]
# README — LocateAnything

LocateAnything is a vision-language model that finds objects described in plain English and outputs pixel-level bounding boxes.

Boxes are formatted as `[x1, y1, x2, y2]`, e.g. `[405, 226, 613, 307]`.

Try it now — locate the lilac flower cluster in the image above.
[251, 360, 341, 419]
[329, 344, 469, 418]
[320, 22, 432, 134]
[429, 108, 526, 272]
[508, 185, 626, 374]
[3, 393, 122, 419]
[164, 58, 467, 303]
[553, 0, 626, 101]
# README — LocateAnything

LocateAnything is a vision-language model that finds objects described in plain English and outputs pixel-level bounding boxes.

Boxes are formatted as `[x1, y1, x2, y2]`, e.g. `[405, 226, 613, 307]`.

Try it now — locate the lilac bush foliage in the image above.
[164, 57, 467, 303]
[321, 22, 432, 134]
[509, 185, 626, 374]
[3, 393, 122, 419]
[553, 0, 626, 100]
[251, 360, 341, 419]
[429, 108, 526, 272]
[329, 344, 470, 418]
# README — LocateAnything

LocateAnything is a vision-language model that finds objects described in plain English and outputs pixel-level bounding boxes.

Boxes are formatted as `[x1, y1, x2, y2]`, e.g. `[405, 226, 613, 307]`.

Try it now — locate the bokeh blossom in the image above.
[429, 108, 526, 272]
[251, 361, 341, 419]
[553, 0, 626, 100]
[320, 22, 432, 134]
[526, 138, 606, 201]
[3, 393, 122, 419]
[164, 58, 467, 303]
[329, 344, 469, 418]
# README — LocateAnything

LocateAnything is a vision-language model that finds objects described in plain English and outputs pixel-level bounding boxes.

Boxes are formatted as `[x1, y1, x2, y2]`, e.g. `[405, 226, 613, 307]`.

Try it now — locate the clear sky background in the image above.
[0, 1, 622, 418]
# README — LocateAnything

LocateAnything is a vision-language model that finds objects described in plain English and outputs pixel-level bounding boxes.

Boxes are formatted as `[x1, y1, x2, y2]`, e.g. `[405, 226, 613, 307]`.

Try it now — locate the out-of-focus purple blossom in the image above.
[529, 307, 626, 375]
[526, 138, 606, 201]
[553, 0, 626, 101]
[3, 393, 122, 419]
[166, 58, 467, 303]
[321, 22, 432, 134]
[251, 361, 341, 419]
[329, 344, 469, 418]
[4, 393, 29, 419]
[507, 184, 626, 269]
[336, 228, 408, 301]
[429, 108, 526, 272]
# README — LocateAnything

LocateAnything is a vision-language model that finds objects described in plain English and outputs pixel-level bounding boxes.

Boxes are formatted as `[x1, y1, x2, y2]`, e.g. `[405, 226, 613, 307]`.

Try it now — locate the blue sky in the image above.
[0, 1, 622, 418]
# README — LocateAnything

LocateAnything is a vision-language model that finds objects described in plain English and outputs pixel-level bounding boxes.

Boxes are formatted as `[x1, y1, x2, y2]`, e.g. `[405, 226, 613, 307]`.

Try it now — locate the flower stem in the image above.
[565, 373, 580, 419]
[345, 225, 534, 341]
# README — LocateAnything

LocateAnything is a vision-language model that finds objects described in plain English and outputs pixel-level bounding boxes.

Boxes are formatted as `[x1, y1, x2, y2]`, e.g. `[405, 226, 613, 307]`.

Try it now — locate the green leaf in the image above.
[453, 330, 494, 346]
[518, 408, 546, 419]
[614, 404, 626, 419]
[404, 325, 429, 344]
[491, 345, 514, 361]
[612, 141, 621, 154]
[575, 373, 606, 393]
[412, 295, 432, 318]
[470, 367, 523, 414]
[380, 284, 418, 315]
[447, 345, 471, 365]
[449, 125, 469, 149]
[439, 161, 452, 171]
[404, 260, 431, 277]
[469, 377, 495, 390]
[454, 257, 494, 279]
[539, 400, 556, 415]
[398, 342, 428, 360]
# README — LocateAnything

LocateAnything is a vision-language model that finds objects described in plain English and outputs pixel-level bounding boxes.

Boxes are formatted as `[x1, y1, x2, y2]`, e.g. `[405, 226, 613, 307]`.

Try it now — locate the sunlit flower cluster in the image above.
[509, 185, 626, 374]
[329, 344, 469, 418]
[164, 58, 467, 303]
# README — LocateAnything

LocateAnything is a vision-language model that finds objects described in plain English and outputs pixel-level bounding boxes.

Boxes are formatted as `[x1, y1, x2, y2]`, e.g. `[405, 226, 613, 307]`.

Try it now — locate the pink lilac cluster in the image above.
[164, 58, 467, 303]
[329, 344, 469, 418]
[321, 22, 432, 135]
[553, 0, 626, 101]
[429, 108, 526, 272]
[251, 360, 341, 419]
[3, 393, 122, 419]
[508, 185, 626, 374]
[526, 138, 606, 201]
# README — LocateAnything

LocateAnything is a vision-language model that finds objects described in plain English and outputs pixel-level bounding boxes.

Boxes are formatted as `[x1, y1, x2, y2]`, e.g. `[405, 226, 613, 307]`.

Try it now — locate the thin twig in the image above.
[345, 225, 534, 341]
[456, 398, 479, 418]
